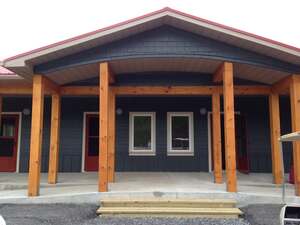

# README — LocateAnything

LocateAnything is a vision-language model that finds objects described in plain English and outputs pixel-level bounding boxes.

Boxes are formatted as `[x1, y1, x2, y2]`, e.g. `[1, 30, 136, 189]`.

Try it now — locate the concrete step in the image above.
[100, 199, 237, 208]
[97, 207, 243, 218]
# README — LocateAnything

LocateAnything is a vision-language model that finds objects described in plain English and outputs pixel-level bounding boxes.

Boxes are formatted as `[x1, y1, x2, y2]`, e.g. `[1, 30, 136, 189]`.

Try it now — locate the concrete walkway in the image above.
[0, 172, 299, 206]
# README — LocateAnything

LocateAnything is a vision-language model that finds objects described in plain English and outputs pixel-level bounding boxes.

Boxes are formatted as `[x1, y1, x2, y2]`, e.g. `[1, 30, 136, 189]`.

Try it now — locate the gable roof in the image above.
[2, 7, 300, 80]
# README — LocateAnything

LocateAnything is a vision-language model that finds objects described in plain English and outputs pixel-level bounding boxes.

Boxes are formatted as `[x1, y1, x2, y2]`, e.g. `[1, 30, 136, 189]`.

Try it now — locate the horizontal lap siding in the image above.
[116, 97, 210, 171]
[2, 96, 292, 173]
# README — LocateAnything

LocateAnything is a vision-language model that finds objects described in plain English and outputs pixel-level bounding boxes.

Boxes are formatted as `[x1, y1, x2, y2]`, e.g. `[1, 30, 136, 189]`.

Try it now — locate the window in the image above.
[129, 112, 156, 156]
[167, 112, 194, 156]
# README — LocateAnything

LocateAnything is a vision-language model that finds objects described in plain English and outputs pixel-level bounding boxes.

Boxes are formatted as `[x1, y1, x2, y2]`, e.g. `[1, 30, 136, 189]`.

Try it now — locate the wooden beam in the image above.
[269, 93, 283, 184]
[289, 75, 300, 196]
[99, 62, 110, 192]
[60, 86, 99, 96]
[213, 63, 225, 83]
[48, 94, 61, 184]
[108, 89, 116, 182]
[212, 93, 222, 183]
[223, 62, 237, 192]
[0, 85, 273, 96]
[272, 76, 291, 94]
[43, 76, 60, 94]
[0, 85, 33, 95]
[28, 75, 45, 196]
[113, 85, 272, 96]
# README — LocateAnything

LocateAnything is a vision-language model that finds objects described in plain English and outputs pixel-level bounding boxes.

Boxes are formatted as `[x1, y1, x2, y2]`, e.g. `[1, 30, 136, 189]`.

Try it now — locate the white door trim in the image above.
[1, 112, 22, 173]
[81, 112, 99, 172]
[207, 111, 240, 172]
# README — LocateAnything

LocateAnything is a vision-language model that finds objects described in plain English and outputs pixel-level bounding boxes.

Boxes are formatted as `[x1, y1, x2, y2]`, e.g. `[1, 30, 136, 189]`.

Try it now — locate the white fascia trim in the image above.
[167, 112, 194, 156]
[3, 11, 169, 68]
[129, 112, 156, 156]
[169, 11, 300, 57]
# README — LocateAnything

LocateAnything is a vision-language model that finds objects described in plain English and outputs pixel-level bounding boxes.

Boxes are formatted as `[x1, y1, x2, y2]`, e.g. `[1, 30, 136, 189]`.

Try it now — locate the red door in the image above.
[211, 114, 250, 173]
[0, 115, 19, 172]
[235, 114, 250, 173]
[84, 114, 99, 171]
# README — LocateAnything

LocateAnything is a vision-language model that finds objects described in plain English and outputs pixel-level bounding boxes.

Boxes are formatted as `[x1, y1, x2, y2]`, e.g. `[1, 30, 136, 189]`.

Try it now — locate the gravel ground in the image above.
[0, 203, 285, 225]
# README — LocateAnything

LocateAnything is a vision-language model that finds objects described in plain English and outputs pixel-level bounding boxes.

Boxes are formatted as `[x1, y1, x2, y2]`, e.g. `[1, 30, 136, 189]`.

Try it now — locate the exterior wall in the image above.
[35, 26, 300, 74]
[3, 95, 292, 173]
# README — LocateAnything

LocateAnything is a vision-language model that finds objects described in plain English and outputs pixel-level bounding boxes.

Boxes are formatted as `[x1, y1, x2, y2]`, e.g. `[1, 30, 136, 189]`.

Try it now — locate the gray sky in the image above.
[1, 0, 300, 60]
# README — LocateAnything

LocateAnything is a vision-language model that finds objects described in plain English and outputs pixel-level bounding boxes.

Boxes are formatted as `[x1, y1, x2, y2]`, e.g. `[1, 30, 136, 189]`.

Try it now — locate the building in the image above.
[1, 7, 300, 197]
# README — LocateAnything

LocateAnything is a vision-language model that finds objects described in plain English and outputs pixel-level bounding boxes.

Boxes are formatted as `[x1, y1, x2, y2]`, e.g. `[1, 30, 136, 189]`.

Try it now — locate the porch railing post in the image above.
[99, 62, 110, 192]
[223, 62, 237, 192]
[212, 92, 222, 183]
[289, 75, 300, 196]
[48, 93, 61, 184]
[268, 93, 283, 184]
[28, 75, 45, 196]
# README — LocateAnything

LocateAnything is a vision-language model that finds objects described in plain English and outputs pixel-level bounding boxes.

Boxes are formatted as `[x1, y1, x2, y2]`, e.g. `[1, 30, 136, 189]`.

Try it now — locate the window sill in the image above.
[129, 151, 156, 156]
[167, 151, 194, 156]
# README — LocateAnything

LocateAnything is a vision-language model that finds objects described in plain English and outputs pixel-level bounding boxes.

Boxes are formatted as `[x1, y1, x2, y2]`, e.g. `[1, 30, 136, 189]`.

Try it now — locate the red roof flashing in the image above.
[4, 7, 300, 62]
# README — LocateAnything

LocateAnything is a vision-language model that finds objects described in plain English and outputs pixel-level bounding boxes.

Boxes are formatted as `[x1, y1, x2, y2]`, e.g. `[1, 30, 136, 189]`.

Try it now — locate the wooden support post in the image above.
[212, 93, 222, 183]
[48, 94, 61, 184]
[223, 62, 237, 192]
[108, 89, 116, 182]
[28, 75, 45, 196]
[269, 93, 283, 184]
[99, 62, 110, 192]
[289, 75, 300, 196]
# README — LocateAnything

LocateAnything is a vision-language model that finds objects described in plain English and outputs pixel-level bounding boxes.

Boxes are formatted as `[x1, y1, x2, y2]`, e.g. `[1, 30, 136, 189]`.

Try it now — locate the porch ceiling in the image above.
[46, 58, 289, 85]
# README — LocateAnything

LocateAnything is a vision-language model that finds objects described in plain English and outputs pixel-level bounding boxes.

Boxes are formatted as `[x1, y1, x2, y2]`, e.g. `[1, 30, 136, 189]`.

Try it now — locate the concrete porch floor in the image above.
[0, 172, 299, 206]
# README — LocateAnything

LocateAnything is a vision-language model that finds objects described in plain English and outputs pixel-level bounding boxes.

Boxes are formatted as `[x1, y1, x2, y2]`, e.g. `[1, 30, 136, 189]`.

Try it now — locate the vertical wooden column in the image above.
[269, 93, 283, 184]
[289, 75, 300, 196]
[28, 75, 45, 196]
[223, 62, 237, 192]
[108, 89, 116, 182]
[99, 62, 110, 192]
[48, 94, 61, 184]
[212, 93, 222, 183]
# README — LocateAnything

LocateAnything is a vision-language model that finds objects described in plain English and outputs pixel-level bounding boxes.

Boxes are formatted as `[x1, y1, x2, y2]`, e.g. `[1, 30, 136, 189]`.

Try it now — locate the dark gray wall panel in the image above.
[2, 95, 293, 173]
[35, 26, 300, 74]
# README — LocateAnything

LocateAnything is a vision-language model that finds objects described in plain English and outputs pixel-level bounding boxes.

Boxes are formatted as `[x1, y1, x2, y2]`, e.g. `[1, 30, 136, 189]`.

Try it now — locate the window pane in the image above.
[171, 116, 189, 150]
[0, 138, 14, 157]
[1, 118, 15, 137]
[134, 116, 151, 150]
[88, 137, 99, 156]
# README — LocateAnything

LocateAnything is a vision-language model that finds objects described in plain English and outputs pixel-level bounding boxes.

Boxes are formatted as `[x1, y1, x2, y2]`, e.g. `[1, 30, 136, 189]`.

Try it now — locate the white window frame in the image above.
[167, 112, 194, 156]
[129, 112, 156, 156]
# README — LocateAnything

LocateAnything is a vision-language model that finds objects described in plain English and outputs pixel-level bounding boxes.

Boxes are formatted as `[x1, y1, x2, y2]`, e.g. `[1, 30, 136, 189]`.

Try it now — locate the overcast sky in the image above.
[1, 0, 300, 60]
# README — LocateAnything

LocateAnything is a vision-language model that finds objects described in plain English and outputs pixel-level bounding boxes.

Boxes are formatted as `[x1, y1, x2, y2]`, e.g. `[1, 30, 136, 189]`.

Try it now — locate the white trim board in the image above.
[1, 112, 22, 173]
[81, 112, 99, 172]
[207, 111, 240, 172]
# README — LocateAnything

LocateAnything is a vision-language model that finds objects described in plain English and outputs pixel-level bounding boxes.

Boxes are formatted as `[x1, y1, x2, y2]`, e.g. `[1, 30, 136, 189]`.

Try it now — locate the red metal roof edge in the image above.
[0, 66, 15, 75]
[4, 7, 300, 62]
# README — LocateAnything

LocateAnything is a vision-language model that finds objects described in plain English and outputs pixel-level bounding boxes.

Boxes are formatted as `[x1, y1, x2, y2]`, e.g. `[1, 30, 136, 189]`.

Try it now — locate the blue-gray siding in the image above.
[35, 26, 300, 75]
[2, 95, 292, 173]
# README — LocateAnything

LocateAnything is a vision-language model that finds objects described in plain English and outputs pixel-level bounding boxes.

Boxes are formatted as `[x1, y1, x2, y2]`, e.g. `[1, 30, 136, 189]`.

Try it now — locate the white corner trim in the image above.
[1, 112, 22, 173]
[81, 112, 99, 172]
[129, 112, 156, 156]
[167, 112, 194, 156]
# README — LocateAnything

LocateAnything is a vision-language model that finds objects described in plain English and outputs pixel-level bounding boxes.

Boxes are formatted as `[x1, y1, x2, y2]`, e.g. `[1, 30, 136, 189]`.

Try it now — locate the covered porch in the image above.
[1, 7, 300, 198]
